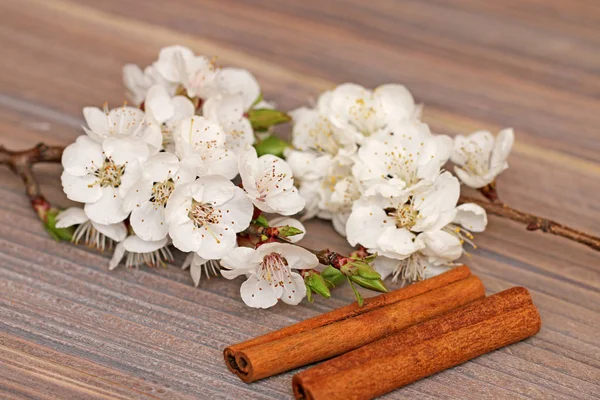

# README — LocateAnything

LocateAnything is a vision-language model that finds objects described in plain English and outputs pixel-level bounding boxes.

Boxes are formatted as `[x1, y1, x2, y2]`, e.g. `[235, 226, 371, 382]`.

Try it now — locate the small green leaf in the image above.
[251, 93, 264, 108]
[254, 135, 291, 158]
[321, 266, 346, 287]
[278, 225, 303, 238]
[253, 214, 269, 228]
[44, 209, 75, 242]
[357, 263, 381, 280]
[347, 277, 364, 306]
[349, 275, 388, 293]
[305, 284, 314, 303]
[304, 271, 331, 299]
[248, 109, 291, 131]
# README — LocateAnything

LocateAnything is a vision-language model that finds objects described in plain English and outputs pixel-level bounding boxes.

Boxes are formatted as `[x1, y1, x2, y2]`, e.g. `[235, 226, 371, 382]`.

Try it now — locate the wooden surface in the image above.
[1, 0, 599, 398]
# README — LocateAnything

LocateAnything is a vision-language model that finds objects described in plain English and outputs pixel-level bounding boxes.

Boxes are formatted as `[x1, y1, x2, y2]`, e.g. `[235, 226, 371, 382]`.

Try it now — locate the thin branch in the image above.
[1, 143, 64, 220]
[459, 195, 600, 252]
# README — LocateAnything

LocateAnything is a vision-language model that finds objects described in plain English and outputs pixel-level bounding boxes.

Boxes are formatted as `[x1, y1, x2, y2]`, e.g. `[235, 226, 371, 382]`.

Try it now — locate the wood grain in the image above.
[0, 0, 599, 398]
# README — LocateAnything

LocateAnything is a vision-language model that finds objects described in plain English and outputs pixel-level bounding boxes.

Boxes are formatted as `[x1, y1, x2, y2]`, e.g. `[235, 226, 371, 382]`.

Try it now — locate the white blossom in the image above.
[165, 175, 253, 259]
[451, 128, 514, 188]
[123, 64, 176, 106]
[238, 145, 305, 215]
[174, 116, 238, 180]
[220, 243, 318, 308]
[123, 152, 191, 241]
[56, 207, 126, 250]
[61, 135, 149, 224]
[82, 104, 162, 154]
[203, 94, 255, 154]
[144, 84, 195, 152]
[109, 235, 173, 270]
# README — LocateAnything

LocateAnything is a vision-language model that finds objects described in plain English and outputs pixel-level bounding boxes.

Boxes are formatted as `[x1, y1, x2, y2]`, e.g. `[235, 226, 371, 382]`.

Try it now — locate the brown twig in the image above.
[459, 195, 600, 252]
[0, 143, 64, 221]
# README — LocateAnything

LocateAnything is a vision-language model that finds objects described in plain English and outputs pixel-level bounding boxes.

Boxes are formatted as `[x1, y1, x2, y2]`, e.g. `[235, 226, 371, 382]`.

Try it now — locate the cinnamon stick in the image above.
[224, 266, 484, 382]
[292, 287, 542, 400]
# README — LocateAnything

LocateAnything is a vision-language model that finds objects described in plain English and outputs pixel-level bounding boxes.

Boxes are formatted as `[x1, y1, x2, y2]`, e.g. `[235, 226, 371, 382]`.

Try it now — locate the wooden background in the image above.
[1, 0, 599, 398]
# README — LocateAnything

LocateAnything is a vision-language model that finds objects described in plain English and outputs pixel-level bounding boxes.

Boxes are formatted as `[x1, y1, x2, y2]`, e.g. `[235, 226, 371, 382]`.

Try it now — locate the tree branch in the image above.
[1, 143, 64, 220]
[459, 195, 600, 252]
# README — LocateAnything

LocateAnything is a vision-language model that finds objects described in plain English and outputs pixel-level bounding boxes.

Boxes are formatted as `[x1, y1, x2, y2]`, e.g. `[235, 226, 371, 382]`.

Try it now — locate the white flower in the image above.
[123, 64, 177, 106]
[61, 135, 149, 224]
[238, 145, 305, 215]
[144, 85, 195, 152]
[123, 152, 191, 241]
[220, 243, 319, 308]
[351, 121, 452, 200]
[213, 67, 261, 111]
[174, 116, 238, 180]
[82, 105, 162, 154]
[451, 128, 514, 188]
[327, 83, 418, 144]
[56, 207, 127, 250]
[165, 175, 253, 259]
[373, 230, 463, 283]
[154, 45, 218, 99]
[269, 217, 306, 243]
[346, 172, 460, 260]
[181, 253, 221, 287]
[109, 235, 173, 270]
[453, 203, 488, 233]
[202, 94, 254, 153]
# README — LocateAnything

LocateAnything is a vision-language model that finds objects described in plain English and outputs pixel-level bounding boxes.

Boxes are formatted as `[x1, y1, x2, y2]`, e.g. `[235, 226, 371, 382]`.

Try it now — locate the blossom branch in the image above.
[459, 195, 600, 252]
[0, 143, 64, 220]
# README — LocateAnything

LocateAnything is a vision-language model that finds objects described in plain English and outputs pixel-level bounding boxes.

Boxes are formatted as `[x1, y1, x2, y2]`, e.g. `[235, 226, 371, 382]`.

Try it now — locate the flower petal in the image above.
[143, 152, 180, 182]
[345, 205, 391, 248]
[215, 68, 261, 110]
[122, 180, 153, 213]
[109, 242, 126, 270]
[55, 207, 88, 228]
[240, 274, 280, 309]
[280, 272, 307, 305]
[91, 221, 127, 242]
[61, 171, 103, 203]
[454, 203, 488, 233]
[123, 235, 168, 253]
[216, 187, 254, 233]
[84, 187, 129, 224]
[490, 128, 514, 169]
[130, 201, 169, 241]
[83, 107, 109, 139]
[61, 135, 103, 177]
[220, 246, 257, 279]
[196, 224, 237, 260]
[376, 227, 422, 260]
[145, 84, 175, 123]
[169, 220, 202, 253]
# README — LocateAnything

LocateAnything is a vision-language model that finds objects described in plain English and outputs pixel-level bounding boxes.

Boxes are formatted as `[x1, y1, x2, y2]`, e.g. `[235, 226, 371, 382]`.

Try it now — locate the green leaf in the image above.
[347, 277, 364, 306]
[253, 135, 291, 158]
[43, 209, 75, 242]
[247, 109, 291, 131]
[356, 263, 381, 280]
[305, 284, 314, 303]
[349, 275, 388, 293]
[277, 225, 303, 238]
[251, 93, 264, 108]
[321, 266, 346, 287]
[253, 214, 269, 228]
[304, 271, 331, 299]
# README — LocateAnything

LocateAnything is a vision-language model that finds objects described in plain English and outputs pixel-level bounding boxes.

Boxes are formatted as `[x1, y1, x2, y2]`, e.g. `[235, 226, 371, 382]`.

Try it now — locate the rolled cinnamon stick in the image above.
[292, 287, 542, 400]
[225, 266, 484, 382]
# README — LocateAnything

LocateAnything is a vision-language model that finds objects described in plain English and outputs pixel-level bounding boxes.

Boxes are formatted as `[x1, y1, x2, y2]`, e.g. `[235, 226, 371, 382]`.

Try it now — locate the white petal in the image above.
[262, 188, 306, 215]
[376, 227, 422, 260]
[103, 137, 149, 166]
[122, 180, 153, 212]
[123, 235, 168, 252]
[372, 256, 399, 280]
[255, 243, 318, 270]
[215, 68, 261, 110]
[345, 205, 391, 248]
[216, 187, 254, 233]
[164, 183, 193, 226]
[169, 220, 202, 253]
[454, 166, 492, 189]
[130, 201, 169, 241]
[145, 84, 175, 123]
[143, 152, 180, 182]
[61, 171, 103, 203]
[83, 107, 109, 139]
[194, 175, 236, 205]
[171, 96, 196, 120]
[55, 207, 88, 228]
[190, 262, 202, 287]
[91, 221, 127, 242]
[418, 230, 463, 264]
[107, 106, 145, 136]
[490, 128, 514, 169]
[109, 242, 126, 270]
[220, 246, 257, 279]
[240, 274, 280, 309]
[280, 272, 307, 305]
[61, 135, 103, 177]
[269, 217, 305, 243]
[84, 187, 129, 224]
[454, 203, 488, 233]
[196, 224, 237, 260]
[374, 84, 415, 121]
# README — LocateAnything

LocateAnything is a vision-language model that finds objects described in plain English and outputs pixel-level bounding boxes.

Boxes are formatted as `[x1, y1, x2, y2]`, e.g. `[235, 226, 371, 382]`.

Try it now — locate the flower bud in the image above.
[349, 275, 388, 293]
[321, 265, 346, 287]
[247, 109, 291, 132]
[304, 271, 331, 299]
[277, 225, 304, 238]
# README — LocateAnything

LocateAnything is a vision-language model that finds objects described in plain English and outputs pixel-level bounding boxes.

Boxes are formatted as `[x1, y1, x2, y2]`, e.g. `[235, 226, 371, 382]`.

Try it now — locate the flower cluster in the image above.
[57, 46, 313, 308]
[52, 45, 516, 309]
[287, 83, 514, 282]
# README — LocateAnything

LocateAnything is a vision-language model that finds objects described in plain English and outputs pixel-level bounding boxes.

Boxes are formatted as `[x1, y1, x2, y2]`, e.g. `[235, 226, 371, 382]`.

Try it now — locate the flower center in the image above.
[150, 180, 175, 206]
[461, 143, 489, 175]
[91, 159, 126, 188]
[382, 148, 420, 185]
[188, 200, 222, 227]
[258, 252, 291, 287]
[389, 203, 418, 229]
